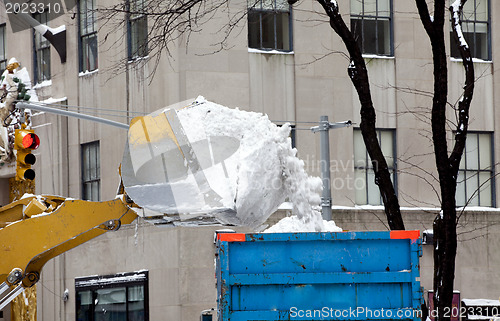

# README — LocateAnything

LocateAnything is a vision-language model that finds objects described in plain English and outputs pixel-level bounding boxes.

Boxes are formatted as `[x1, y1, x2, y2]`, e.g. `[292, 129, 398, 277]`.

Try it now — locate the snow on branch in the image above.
[449, 0, 475, 175]
[450, 0, 468, 50]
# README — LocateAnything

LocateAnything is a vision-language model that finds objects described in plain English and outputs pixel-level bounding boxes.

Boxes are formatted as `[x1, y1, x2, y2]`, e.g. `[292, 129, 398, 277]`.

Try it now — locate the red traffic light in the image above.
[14, 129, 39, 181]
[21, 133, 40, 149]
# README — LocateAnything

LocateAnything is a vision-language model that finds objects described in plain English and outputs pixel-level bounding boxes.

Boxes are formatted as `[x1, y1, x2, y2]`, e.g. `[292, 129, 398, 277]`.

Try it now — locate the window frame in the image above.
[81, 141, 100, 201]
[75, 271, 149, 321]
[456, 131, 495, 207]
[350, 0, 394, 56]
[78, 0, 98, 72]
[247, 0, 293, 52]
[353, 128, 397, 205]
[127, 0, 148, 60]
[450, 0, 491, 61]
[33, 10, 51, 83]
[0, 24, 6, 74]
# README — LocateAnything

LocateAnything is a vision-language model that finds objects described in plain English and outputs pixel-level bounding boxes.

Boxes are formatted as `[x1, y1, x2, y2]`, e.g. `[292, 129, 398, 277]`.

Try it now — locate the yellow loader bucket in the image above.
[121, 101, 240, 223]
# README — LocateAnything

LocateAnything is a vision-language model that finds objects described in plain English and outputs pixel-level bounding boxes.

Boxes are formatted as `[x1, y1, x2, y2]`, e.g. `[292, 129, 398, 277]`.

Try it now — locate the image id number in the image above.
[5, 2, 62, 14]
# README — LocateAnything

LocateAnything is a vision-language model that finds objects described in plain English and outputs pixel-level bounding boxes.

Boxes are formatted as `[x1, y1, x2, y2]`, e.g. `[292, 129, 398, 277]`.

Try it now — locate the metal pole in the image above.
[311, 117, 352, 221]
[17, 102, 129, 130]
[320, 116, 333, 220]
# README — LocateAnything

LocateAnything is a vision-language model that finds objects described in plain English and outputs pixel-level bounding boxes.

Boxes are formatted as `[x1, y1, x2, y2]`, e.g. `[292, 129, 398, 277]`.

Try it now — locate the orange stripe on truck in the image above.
[218, 233, 246, 242]
[390, 230, 420, 240]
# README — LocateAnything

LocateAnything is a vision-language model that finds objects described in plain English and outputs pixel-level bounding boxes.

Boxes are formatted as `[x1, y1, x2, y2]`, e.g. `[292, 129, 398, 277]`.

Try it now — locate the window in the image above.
[128, 0, 148, 59]
[248, 0, 292, 51]
[78, 0, 98, 72]
[456, 132, 494, 207]
[450, 0, 490, 60]
[33, 11, 51, 83]
[289, 124, 296, 148]
[354, 129, 396, 205]
[76, 271, 149, 321]
[0, 24, 6, 73]
[81, 141, 100, 201]
[350, 0, 392, 56]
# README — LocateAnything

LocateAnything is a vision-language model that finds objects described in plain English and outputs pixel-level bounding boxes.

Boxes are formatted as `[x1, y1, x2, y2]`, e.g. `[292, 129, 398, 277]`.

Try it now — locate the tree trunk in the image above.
[415, 1, 474, 320]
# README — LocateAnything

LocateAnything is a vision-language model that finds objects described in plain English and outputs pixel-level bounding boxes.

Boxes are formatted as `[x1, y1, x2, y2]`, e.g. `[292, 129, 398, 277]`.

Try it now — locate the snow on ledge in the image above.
[79, 69, 98, 77]
[76, 270, 148, 287]
[362, 54, 395, 60]
[128, 55, 150, 64]
[248, 48, 294, 55]
[450, 57, 492, 64]
[330, 204, 500, 213]
[40, 96, 68, 104]
[468, 316, 495, 320]
[332, 204, 437, 211]
[462, 298, 500, 306]
[457, 206, 500, 212]
[33, 80, 52, 89]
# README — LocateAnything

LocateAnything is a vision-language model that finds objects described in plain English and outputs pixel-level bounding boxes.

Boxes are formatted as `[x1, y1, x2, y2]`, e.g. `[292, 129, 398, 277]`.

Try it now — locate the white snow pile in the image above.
[265, 215, 342, 233]
[122, 96, 341, 232]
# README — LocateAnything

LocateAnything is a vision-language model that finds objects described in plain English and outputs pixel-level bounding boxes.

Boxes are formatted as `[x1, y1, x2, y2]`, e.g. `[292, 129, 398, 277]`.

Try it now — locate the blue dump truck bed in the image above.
[216, 231, 423, 321]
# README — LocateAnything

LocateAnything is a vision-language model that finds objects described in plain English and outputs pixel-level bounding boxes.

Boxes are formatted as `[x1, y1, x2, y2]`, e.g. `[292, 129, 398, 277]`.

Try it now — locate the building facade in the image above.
[0, 0, 500, 319]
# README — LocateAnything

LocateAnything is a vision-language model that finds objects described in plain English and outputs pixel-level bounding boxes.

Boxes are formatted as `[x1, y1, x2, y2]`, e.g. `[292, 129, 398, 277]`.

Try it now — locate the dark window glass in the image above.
[248, 0, 292, 51]
[350, 0, 392, 56]
[76, 272, 148, 321]
[450, 0, 489, 60]
[33, 11, 51, 83]
[79, 0, 98, 72]
[456, 132, 495, 207]
[354, 129, 396, 205]
[0, 24, 7, 74]
[128, 0, 148, 59]
[81, 141, 100, 201]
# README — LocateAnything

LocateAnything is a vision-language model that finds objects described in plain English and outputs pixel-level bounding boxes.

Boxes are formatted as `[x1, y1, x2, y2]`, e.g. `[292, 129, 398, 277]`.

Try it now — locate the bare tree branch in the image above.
[97, 0, 244, 80]
[415, 0, 434, 36]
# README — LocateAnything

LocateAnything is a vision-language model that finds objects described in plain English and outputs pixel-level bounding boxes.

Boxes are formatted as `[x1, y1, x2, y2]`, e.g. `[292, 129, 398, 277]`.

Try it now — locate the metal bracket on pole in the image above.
[311, 117, 352, 221]
[311, 119, 352, 133]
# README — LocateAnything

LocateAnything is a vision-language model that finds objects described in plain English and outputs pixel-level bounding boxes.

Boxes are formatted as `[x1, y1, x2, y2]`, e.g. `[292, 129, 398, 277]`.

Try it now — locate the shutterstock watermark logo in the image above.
[3, 0, 77, 32]
[289, 307, 423, 319]
[302, 155, 381, 192]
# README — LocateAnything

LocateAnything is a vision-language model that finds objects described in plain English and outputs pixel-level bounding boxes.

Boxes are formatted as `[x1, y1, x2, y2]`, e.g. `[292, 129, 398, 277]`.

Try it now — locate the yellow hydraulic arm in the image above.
[0, 194, 137, 308]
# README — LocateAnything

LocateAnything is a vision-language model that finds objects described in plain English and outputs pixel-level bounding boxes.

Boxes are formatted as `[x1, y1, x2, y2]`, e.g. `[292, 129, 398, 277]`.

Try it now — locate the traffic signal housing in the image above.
[14, 129, 40, 181]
